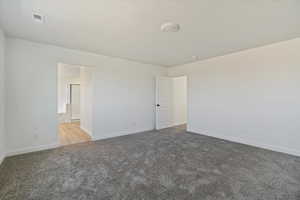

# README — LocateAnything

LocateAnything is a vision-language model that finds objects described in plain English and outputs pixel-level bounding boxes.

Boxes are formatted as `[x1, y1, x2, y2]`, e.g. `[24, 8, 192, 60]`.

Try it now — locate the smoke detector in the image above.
[32, 12, 44, 23]
[161, 22, 180, 32]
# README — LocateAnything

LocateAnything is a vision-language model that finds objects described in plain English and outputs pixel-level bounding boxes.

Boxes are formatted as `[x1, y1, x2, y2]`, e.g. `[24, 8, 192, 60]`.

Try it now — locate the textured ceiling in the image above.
[1, 0, 300, 67]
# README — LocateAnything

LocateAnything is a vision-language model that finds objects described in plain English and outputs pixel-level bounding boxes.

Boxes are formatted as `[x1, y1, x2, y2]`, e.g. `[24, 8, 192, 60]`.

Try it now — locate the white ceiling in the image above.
[1, 0, 300, 67]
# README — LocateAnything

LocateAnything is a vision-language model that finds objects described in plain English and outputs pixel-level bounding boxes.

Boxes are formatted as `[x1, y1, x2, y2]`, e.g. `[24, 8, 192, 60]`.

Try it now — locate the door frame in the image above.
[155, 75, 188, 130]
[70, 84, 80, 120]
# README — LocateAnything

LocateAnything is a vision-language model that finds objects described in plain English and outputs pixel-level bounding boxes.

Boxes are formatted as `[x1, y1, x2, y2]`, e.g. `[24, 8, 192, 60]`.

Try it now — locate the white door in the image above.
[156, 77, 173, 130]
[71, 84, 80, 120]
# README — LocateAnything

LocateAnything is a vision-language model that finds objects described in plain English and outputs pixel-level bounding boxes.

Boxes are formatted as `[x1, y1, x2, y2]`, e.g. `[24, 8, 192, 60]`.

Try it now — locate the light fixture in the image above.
[161, 22, 180, 32]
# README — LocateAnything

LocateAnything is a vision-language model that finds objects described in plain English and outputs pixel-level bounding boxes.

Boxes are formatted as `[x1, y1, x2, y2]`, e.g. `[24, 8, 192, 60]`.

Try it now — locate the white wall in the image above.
[57, 63, 64, 113]
[5, 38, 167, 155]
[172, 76, 187, 126]
[0, 29, 5, 163]
[80, 67, 94, 136]
[168, 38, 300, 156]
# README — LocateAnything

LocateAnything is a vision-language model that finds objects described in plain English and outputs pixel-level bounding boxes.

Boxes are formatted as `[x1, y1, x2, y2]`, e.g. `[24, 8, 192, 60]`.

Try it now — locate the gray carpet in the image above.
[1, 126, 300, 200]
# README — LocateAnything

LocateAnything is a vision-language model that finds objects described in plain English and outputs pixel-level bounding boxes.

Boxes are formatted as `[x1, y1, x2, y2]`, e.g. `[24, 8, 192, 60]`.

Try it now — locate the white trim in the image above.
[80, 125, 92, 137]
[5, 142, 60, 157]
[157, 124, 176, 130]
[172, 122, 186, 127]
[189, 128, 300, 157]
[5, 128, 153, 157]
[0, 155, 5, 166]
[92, 128, 154, 141]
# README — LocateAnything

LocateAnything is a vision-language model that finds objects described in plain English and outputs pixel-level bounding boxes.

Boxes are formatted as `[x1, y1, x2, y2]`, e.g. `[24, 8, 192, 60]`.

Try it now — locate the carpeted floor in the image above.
[1, 126, 300, 200]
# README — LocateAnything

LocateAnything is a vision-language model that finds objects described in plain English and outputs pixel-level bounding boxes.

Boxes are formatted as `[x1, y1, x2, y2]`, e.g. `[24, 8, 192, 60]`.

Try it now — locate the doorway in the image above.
[57, 63, 94, 146]
[156, 76, 187, 130]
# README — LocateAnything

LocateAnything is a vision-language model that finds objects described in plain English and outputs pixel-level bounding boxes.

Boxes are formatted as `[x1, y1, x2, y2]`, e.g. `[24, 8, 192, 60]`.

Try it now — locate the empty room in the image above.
[0, 0, 300, 200]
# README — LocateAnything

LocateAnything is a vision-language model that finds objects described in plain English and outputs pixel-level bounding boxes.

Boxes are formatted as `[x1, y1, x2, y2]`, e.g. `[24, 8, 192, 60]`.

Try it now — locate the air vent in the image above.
[32, 12, 44, 23]
[161, 22, 180, 32]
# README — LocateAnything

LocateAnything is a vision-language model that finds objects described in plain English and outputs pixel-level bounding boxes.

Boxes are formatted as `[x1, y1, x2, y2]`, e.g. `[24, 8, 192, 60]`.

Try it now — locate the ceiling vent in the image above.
[32, 12, 44, 23]
[161, 22, 180, 32]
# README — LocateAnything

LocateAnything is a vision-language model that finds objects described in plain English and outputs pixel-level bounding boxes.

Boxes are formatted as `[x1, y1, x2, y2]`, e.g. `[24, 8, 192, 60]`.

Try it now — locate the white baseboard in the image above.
[158, 122, 186, 130]
[189, 128, 300, 157]
[172, 122, 187, 127]
[6, 142, 60, 157]
[92, 128, 154, 141]
[4, 128, 153, 158]
[159, 125, 175, 129]
[0, 154, 5, 166]
[80, 125, 92, 137]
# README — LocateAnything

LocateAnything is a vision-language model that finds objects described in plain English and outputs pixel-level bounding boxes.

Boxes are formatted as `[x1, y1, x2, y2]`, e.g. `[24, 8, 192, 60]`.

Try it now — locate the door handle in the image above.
[156, 104, 160, 107]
